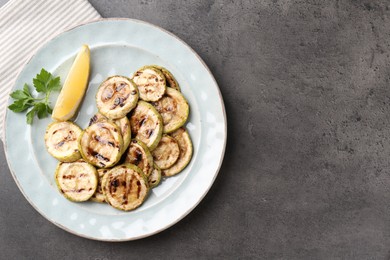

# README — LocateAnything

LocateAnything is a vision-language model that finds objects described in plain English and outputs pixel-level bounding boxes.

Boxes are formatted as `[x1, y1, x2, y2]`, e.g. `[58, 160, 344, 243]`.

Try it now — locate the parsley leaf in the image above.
[8, 69, 61, 124]
[26, 107, 36, 125]
[47, 76, 61, 91]
[33, 68, 52, 93]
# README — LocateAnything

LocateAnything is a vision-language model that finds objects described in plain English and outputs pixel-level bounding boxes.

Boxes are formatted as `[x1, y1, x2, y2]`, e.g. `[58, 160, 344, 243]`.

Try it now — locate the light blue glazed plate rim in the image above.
[4, 18, 227, 241]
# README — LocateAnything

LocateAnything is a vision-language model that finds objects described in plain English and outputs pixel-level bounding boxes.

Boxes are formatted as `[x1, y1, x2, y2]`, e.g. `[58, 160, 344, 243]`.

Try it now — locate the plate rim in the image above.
[3, 18, 227, 241]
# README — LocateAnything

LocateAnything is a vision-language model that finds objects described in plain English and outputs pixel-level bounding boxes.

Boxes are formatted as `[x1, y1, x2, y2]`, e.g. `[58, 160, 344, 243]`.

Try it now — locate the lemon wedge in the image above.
[52, 45, 90, 121]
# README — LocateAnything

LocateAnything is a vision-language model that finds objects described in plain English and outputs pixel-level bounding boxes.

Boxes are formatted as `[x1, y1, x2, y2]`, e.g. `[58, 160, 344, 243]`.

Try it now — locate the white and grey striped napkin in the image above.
[0, 0, 101, 142]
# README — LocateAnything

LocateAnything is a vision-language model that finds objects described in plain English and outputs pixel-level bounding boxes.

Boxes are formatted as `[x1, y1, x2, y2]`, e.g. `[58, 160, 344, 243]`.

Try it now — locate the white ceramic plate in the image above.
[4, 19, 226, 241]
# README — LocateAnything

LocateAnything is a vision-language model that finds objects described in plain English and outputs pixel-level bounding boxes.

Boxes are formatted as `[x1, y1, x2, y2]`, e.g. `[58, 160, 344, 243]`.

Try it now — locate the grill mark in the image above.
[110, 93, 130, 109]
[62, 174, 75, 179]
[94, 135, 115, 147]
[55, 140, 65, 148]
[146, 128, 154, 138]
[88, 147, 110, 163]
[89, 114, 99, 126]
[54, 130, 77, 148]
[112, 179, 120, 187]
[101, 80, 130, 107]
[111, 97, 123, 109]
[139, 117, 146, 127]
[102, 86, 114, 101]
[116, 82, 127, 92]
[123, 174, 132, 203]
[95, 153, 110, 162]
[61, 188, 86, 193]
[136, 180, 141, 199]
[121, 122, 129, 135]
[130, 148, 143, 165]
[110, 178, 120, 193]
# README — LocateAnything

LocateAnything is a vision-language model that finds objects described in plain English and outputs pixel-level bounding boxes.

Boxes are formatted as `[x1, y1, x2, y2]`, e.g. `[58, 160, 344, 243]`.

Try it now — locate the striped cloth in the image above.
[0, 0, 101, 142]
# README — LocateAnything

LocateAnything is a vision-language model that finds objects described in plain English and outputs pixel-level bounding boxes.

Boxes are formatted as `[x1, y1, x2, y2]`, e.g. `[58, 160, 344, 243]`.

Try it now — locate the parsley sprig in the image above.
[8, 68, 61, 124]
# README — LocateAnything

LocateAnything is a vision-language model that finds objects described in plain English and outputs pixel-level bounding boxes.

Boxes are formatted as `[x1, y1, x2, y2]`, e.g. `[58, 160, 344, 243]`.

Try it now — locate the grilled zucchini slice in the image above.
[89, 113, 131, 153]
[149, 163, 161, 188]
[151, 87, 189, 133]
[55, 160, 98, 202]
[124, 139, 153, 176]
[149, 65, 180, 92]
[79, 121, 123, 168]
[152, 134, 180, 170]
[44, 121, 82, 162]
[96, 75, 139, 119]
[129, 101, 163, 150]
[90, 168, 109, 203]
[163, 128, 193, 177]
[132, 66, 166, 101]
[101, 164, 149, 211]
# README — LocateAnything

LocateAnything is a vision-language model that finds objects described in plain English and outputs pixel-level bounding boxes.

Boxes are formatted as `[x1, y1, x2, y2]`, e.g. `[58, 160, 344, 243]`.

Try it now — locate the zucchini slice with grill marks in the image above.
[79, 121, 123, 168]
[151, 87, 189, 133]
[124, 139, 153, 176]
[96, 75, 139, 119]
[152, 134, 180, 170]
[149, 163, 161, 188]
[89, 112, 131, 153]
[129, 101, 163, 151]
[163, 128, 193, 177]
[45, 121, 82, 162]
[101, 164, 149, 211]
[149, 65, 180, 92]
[132, 66, 166, 101]
[55, 160, 98, 202]
[90, 168, 109, 203]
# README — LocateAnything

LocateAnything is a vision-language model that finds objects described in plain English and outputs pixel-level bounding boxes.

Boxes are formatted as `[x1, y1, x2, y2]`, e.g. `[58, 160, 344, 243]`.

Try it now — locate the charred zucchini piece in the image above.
[124, 139, 153, 177]
[149, 163, 161, 188]
[129, 101, 163, 150]
[101, 164, 149, 211]
[152, 134, 180, 170]
[89, 113, 131, 153]
[90, 168, 109, 203]
[44, 121, 82, 162]
[96, 75, 139, 119]
[132, 66, 166, 101]
[79, 121, 123, 168]
[163, 128, 193, 177]
[151, 87, 189, 133]
[149, 65, 180, 92]
[55, 160, 98, 202]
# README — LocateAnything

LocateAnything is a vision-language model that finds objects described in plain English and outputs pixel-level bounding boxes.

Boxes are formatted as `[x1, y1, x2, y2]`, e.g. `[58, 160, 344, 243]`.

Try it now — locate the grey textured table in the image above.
[2, 0, 390, 259]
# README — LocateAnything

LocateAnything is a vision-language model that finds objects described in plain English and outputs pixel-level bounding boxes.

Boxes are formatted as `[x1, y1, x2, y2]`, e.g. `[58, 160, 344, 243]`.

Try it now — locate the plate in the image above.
[4, 19, 226, 241]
